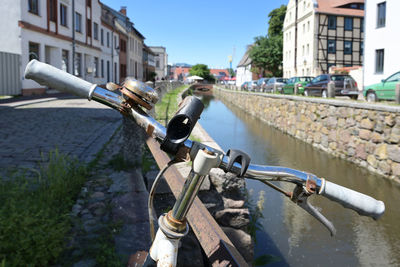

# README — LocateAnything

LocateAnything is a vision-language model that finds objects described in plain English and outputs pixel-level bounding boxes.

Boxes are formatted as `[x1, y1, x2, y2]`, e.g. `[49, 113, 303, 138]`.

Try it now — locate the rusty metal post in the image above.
[396, 83, 400, 104]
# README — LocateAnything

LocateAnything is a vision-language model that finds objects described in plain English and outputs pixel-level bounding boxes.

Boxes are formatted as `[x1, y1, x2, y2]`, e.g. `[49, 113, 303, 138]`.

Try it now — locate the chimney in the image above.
[120, 6, 127, 15]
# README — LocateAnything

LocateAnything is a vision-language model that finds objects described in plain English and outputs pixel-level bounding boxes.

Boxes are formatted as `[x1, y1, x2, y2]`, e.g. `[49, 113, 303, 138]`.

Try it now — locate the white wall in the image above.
[364, 0, 400, 87]
[0, 0, 21, 54]
[236, 65, 252, 87]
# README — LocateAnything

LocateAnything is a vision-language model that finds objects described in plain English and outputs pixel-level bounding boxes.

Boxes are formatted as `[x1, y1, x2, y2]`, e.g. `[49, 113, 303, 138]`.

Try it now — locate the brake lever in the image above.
[291, 185, 336, 236]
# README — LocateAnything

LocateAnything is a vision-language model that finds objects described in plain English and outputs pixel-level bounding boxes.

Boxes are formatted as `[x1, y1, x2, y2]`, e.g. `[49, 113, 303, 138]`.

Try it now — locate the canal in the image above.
[197, 94, 400, 266]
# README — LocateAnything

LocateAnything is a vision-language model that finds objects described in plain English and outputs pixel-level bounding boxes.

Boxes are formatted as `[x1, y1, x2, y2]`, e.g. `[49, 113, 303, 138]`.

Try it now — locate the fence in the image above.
[0, 52, 21, 95]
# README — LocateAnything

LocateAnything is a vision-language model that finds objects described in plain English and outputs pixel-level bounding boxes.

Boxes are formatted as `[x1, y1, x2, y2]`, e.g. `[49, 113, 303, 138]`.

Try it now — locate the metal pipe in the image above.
[171, 170, 207, 220]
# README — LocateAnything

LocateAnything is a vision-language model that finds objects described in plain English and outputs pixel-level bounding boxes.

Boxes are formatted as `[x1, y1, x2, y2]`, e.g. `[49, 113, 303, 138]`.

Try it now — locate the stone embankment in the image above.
[214, 88, 400, 183]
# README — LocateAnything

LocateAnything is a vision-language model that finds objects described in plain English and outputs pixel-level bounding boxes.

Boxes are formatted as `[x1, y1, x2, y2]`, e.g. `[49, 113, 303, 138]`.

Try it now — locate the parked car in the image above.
[240, 81, 248, 90]
[363, 71, 400, 102]
[282, 76, 313, 95]
[249, 80, 258, 91]
[256, 78, 269, 91]
[303, 74, 359, 99]
[264, 77, 287, 93]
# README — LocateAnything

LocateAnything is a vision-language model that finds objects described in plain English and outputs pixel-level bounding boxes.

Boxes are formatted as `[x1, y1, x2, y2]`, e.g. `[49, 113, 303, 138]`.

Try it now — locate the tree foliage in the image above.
[249, 5, 286, 77]
[189, 64, 214, 81]
[268, 5, 287, 37]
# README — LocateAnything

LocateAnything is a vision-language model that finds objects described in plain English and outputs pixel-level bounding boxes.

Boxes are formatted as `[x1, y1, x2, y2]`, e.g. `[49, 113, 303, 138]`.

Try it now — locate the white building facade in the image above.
[235, 46, 254, 87]
[363, 0, 400, 86]
[283, 0, 364, 78]
[127, 27, 144, 81]
[150, 46, 168, 80]
[0, 0, 119, 95]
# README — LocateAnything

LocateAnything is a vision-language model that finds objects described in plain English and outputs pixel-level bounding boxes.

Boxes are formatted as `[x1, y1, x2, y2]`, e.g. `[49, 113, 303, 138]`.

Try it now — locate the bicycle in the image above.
[25, 60, 385, 267]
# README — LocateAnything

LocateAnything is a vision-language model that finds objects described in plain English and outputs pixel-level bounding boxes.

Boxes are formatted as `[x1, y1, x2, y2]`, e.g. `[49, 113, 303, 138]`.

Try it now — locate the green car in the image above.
[364, 71, 400, 102]
[282, 76, 313, 95]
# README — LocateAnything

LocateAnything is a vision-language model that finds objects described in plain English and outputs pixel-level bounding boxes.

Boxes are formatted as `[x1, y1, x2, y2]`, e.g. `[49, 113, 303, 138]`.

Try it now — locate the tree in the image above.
[249, 35, 283, 77]
[189, 64, 214, 81]
[267, 5, 287, 38]
[249, 5, 286, 77]
[227, 68, 235, 77]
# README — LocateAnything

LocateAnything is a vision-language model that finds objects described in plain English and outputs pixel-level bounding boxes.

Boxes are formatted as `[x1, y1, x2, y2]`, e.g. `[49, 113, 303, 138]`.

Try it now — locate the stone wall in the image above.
[215, 88, 400, 183]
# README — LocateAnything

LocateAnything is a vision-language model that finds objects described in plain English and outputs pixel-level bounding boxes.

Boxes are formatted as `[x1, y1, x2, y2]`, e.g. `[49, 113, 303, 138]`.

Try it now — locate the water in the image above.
[197, 95, 400, 266]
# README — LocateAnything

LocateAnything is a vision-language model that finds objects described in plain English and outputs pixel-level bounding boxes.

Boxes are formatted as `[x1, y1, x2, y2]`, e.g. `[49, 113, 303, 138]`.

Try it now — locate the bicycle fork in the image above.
[147, 148, 221, 267]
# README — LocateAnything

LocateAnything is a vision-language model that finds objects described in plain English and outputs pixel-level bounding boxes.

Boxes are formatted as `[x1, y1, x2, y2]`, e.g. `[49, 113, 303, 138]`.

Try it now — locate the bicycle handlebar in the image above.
[24, 60, 385, 221]
[25, 60, 94, 99]
[320, 180, 384, 219]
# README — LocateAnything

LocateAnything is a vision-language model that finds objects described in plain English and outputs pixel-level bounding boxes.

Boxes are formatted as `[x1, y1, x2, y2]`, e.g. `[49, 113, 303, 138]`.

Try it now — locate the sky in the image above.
[101, 0, 288, 69]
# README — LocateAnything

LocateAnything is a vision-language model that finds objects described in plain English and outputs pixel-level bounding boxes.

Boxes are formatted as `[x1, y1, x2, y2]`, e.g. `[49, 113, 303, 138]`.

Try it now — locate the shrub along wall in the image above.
[215, 88, 400, 183]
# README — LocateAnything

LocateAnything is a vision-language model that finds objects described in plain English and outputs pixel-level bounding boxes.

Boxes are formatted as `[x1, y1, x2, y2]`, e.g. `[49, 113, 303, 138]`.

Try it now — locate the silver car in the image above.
[264, 77, 288, 93]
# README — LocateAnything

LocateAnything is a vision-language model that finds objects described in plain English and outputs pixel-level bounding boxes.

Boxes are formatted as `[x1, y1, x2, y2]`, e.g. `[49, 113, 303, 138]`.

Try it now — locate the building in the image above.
[101, 5, 145, 82]
[363, 1, 399, 86]
[210, 69, 230, 81]
[0, 0, 119, 95]
[236, 46, 257, 87]
[149, 46, 168, 80]
[0, 1, 152, 95]
[172, 66, 191, 81]
[283, 0, 364, 78]
[142, 44, 156, 81]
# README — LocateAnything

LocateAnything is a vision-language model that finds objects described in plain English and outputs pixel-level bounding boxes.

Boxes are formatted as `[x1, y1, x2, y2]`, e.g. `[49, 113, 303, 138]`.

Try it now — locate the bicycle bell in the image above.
[119, 78, 159, 110]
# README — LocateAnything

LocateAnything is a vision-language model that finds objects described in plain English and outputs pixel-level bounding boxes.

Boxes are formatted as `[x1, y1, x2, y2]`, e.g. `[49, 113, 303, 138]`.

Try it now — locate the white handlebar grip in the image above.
[24, 60, 94, 99]
[320, 181, 385, 220]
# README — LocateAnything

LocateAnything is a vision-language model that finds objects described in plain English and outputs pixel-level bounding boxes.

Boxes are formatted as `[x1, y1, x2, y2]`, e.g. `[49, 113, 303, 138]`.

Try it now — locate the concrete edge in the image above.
[215, 86, 400, 113]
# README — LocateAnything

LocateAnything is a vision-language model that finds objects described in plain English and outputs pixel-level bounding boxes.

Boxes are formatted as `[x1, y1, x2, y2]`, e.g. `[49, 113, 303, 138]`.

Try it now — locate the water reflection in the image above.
[197, 94, 400, 266]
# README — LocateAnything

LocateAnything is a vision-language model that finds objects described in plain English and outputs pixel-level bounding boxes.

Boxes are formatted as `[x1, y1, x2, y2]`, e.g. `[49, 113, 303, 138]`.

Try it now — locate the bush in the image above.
[0, 150, 87, 266]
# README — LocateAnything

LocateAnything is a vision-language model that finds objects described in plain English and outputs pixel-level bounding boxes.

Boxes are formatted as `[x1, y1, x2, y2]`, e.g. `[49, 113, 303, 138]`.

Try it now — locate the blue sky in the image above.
[101, 0, 287, 69]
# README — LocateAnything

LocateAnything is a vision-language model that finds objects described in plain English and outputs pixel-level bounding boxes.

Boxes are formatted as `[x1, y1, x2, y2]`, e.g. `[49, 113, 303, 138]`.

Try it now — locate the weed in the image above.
[155, 85, 189, 124]
[0, 149, 87, 266]
[107, 153, 132, 171]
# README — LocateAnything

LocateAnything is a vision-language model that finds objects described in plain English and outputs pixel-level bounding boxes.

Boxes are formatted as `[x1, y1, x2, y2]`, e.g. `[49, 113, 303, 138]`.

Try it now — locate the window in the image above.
[62, 50, 69, 73]
[87, 19, 92, 37]
[114, 62, 117, 82]
[303, 23, 305, 34]
[86, 0, 91, 7]
[328, 16, 336, 29]
[307, 21, 310, 32]
[377, 2, 386, 28]
[74, 53, 82, 76]
[302, 45, 305, 56]
[49, 0, 57, 22]
[360, 41, 364, 55]
[107, 60, 110, 81]
[101, 59, 104, 77]
[360, 18, 364, 32]
[28, 0, 39, 15]
[60, 4, 67, 26]
[386, 72, 400, 82]
[120, 64, 126, 79]
[100, 29, 104, 45]
[75, 12, 82, 32]
[344, 41, 352, 54]
[94, 57, 99, 77]
[93, 23, 98, 40]
[375, 49, 384, 73]
[120, 39, 126, 52]
[107, 32, 110, 47]
[344, 17, 353, 30]
[114, 36, 117, 49]
[156, 60, 160, 68]
[307, 44, 309, 56]
[328, 40, 336, 53]
[29, 42, 40, 61]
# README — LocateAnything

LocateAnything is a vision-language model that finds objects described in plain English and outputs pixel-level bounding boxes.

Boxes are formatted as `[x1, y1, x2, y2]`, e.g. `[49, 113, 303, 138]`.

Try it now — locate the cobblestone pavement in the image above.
[0, 95, 122, 176]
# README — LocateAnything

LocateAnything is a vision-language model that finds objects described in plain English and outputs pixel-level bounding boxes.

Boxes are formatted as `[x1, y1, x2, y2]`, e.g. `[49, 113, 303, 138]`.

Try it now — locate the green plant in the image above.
[107, 153, 132, 171]
[0, 150, 87, 266]
[155, 85, 188, 124]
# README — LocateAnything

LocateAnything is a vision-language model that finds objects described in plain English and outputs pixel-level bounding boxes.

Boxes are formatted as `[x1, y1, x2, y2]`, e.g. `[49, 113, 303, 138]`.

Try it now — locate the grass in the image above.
[0, 150, 87, 266]
[155, 85, 189, 125]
